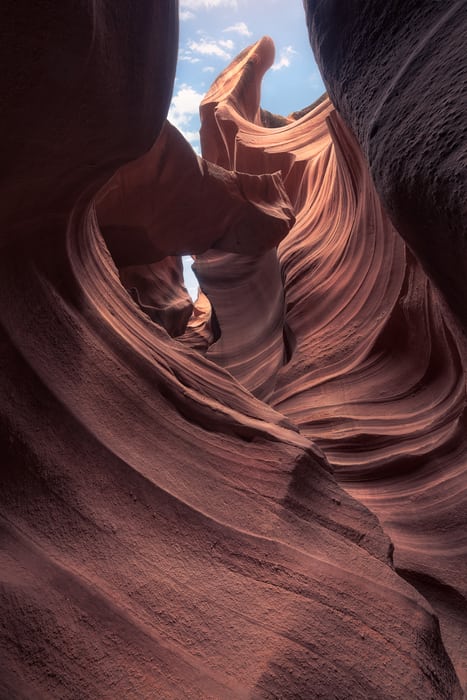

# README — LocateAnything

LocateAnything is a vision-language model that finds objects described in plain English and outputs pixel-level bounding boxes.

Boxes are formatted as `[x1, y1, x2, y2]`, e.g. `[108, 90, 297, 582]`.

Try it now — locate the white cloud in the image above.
[223, 21, 252, 37]
[271, 45, 297, 71]
[180, 10, 195, 20]
[203, 66, 216, 73]
[180, 130, 201, 154]
[188, 38, 234, 60]
[179, 49, 201, 63]
[168, 87, 202, 154]
[180, 0, 238, 8]
[168, 84, 204, 130]
[182, 130, 200, 143]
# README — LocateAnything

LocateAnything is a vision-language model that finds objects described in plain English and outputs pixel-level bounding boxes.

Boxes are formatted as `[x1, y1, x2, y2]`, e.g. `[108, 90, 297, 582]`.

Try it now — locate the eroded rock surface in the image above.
[194, 36, 467, 692]
[303, 0, 467, 329]
[0, 3, 465, 699]
[97, 121, 294, 265]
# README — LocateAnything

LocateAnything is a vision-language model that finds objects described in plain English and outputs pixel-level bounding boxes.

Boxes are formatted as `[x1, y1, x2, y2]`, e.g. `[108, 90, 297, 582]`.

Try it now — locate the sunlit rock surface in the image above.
[303, 0, 467, 329]
[0, 3, 465, 699]
[195, 36, 467, 692]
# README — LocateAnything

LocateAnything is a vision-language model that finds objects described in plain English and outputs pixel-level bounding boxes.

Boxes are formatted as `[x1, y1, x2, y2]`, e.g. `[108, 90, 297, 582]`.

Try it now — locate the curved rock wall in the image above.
[303, 0, 467, 329]
[1, 3, 465, 698]
[196, 36, 467, 691]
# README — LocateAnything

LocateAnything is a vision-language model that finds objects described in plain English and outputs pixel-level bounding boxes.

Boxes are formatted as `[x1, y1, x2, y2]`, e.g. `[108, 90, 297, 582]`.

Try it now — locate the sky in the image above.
[168, 0, 325, 299]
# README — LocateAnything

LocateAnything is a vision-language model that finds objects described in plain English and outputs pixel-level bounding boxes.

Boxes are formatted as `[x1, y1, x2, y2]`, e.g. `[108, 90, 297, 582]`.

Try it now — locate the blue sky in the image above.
[169, 0, 325, 299]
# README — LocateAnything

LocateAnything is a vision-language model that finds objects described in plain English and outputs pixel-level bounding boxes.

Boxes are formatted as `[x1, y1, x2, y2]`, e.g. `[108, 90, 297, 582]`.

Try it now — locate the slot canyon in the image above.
[1, 1, 466, 698]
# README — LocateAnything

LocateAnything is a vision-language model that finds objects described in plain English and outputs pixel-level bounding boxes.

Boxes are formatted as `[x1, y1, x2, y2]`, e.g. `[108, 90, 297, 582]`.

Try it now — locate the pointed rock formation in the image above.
[0, 4, 465, 700]
[194, 33, 467, 693]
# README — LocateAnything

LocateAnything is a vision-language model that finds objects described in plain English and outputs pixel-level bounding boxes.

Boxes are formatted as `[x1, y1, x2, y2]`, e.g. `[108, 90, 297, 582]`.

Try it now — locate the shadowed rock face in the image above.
[0, 5, 465, 700]
[0, 1, 178, 237]
[303, 0, 467, 330]
[97, 120, 295, 265]
[192, 36, 467, 692]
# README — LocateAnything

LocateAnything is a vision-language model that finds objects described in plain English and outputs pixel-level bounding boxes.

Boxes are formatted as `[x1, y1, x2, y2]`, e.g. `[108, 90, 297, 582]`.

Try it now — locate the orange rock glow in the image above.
[0, 4, 465, 699]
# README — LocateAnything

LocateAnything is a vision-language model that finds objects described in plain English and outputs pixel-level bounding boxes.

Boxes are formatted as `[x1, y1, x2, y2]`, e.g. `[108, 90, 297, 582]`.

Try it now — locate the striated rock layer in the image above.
[195, 35, 467, 692]
[303, 0, 467, 330]
[0, 3, 465, 700]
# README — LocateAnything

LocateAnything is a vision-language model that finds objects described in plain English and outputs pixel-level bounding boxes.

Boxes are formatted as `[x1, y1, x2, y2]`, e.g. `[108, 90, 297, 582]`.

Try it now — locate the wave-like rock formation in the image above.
[196, 41, 467, 683]
[195, 36, 467, 692]
[194, 249, 289, 400]
[1, 3, 465, 699]
[303, 0, 467, 330]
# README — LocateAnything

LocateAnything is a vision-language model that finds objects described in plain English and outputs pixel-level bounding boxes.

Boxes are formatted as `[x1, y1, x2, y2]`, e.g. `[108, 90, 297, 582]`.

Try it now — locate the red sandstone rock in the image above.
[97, 121, 295, 266]
[0, 6, 465, 700]
[180, 288, 220, 353]
[0, 2, 178, 237]
[194, 249, 288, 399]
[120, 257, 194, 338]
[303, 0, 467, 330]
[196, 36, 467, 692]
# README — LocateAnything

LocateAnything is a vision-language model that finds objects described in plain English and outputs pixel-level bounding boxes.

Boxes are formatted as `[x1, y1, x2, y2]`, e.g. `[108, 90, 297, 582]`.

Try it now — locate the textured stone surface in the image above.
[195, 36, 467, 691]
[97, 121, 294, 266]
[303, 0, 467, 329]
[0, 4, 465, 699]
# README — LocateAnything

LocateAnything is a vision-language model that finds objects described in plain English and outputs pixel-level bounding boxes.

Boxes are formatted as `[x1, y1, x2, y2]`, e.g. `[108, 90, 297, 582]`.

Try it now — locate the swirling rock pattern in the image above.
[196, 35, 467, 692]
[97, 121, 294, 266]
[120, 257, 194, 338]
[303, 0, 467, 330]
[194, 249, 289, 400]
[0, 4, 465, 700]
